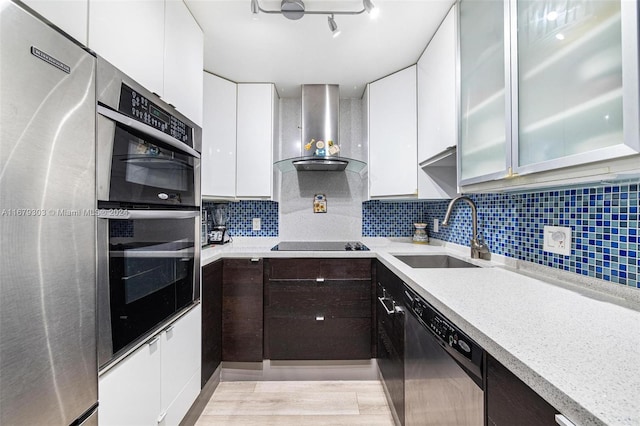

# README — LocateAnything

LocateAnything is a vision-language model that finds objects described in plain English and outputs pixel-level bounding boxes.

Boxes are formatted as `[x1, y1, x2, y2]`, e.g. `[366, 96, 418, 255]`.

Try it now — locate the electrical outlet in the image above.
[252, 218, 261, 231]
[433, 218, 439, 233]
[543, 225, 572, 256]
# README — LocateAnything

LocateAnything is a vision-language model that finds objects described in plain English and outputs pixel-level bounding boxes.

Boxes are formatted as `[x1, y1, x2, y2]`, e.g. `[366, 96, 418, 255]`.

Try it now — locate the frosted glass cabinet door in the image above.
[459, 0, 510, 184]
[515, 0, 639, 173]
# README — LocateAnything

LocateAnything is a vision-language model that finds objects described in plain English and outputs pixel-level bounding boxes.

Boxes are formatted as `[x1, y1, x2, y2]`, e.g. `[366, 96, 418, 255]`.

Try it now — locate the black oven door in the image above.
[97, 209, 200, 368]
[97, 105, 200, 207]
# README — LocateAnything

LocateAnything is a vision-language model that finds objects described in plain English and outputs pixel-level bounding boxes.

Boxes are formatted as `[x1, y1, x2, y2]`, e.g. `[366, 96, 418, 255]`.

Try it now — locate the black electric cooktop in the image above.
[271, 241, 369, 251]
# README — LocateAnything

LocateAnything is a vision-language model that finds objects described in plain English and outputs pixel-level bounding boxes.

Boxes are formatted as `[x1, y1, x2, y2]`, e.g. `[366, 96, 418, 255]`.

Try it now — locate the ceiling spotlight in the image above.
[251, 0, 259, 14]
[363, 0, 379, 19]
[328, 14, 341, 37]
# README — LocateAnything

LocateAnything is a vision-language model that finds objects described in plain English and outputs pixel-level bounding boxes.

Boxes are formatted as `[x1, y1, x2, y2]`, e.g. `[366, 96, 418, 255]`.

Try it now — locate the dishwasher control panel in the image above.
[412, 297, 476, 363]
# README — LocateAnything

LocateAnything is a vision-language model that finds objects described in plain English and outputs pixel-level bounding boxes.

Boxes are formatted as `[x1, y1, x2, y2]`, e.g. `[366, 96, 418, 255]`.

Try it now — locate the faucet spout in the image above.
[442, 196, 490, 260]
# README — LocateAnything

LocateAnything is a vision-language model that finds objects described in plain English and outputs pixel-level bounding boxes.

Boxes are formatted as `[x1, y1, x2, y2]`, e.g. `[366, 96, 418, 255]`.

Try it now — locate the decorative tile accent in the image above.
[204, 201, 279, 238]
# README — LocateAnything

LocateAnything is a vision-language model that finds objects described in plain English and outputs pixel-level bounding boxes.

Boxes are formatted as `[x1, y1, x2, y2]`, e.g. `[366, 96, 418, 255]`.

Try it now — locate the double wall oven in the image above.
[96, 57, 202, 369]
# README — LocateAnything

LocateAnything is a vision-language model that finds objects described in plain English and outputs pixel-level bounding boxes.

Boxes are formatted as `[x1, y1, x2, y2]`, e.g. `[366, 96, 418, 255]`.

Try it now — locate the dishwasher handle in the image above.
[377, 296, 397, 316]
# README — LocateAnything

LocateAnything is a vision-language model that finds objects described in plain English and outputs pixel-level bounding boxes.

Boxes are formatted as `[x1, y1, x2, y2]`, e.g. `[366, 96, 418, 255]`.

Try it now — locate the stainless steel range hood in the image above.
[275, 84, 366, 173]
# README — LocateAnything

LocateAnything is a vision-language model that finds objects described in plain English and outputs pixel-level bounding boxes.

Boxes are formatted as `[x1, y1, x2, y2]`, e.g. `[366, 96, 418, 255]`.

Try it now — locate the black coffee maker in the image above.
[208, 204, 230, 244]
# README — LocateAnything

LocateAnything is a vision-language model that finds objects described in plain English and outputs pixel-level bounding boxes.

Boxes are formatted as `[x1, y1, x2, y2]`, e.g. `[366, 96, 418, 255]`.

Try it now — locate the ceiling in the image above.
[186, 0, 455, 98]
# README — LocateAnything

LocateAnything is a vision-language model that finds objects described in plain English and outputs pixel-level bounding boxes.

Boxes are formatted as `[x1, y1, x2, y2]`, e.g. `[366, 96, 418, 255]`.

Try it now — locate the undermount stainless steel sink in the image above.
[393, 255, 478, 269]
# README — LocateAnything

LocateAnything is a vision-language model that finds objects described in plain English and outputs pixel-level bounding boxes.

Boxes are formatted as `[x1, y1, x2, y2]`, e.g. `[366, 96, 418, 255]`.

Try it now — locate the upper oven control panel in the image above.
[118, 84, 193, 147]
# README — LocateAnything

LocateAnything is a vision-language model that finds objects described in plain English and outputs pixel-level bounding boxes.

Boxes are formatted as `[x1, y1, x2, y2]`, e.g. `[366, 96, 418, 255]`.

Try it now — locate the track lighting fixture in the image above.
[327, 14, 341, 38]
[251, 0, 378, 35]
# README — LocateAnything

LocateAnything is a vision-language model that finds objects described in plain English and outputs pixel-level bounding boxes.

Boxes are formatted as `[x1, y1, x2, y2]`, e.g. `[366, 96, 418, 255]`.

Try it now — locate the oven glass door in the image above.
[102, 211, 198, 363]
[109, 124, 196, 206]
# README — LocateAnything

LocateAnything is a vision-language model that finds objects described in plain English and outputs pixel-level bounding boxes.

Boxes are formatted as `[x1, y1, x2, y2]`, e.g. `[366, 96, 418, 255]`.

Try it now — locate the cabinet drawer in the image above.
[268, 318, 372, 360]
[267, 258, 372, 280]
[267, 280, 371, 319]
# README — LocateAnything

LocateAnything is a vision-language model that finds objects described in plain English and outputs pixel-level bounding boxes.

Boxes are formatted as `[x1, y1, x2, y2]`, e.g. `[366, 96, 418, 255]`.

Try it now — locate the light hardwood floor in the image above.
[195, 380, 395, 425]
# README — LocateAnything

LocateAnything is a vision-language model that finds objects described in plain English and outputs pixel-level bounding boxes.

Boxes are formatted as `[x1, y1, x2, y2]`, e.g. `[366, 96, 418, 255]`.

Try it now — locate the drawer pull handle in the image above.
[250, 258, 260, 263]
[315, 316, 325, 321]
[164, 325, 175, 334]
[157, 411, 167, 423]
[316, 277, 325, 283]
[148, 337, 160, 347]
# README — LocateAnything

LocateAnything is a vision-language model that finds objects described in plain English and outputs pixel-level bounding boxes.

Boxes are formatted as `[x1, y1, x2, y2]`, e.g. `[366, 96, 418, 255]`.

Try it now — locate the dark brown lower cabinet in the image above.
[201, 260, 222, 387]
[264, 258, 373, 360]
[486, 354, 559, 426]
[222, 258, 264, 362]
[375, 261, 405, 425]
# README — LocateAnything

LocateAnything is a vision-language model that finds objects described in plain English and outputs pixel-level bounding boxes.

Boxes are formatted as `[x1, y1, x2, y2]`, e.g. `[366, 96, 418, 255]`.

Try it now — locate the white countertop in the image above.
[202, 237, 640, 426]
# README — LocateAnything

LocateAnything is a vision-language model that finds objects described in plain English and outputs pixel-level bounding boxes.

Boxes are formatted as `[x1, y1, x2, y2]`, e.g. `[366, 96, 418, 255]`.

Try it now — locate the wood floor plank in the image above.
[195, 380, 394, 425]
[357, 391, 393, 415]
[214, 381, 257, 393]
[195, 414, 395, 426]
[204, 391, 360, 416]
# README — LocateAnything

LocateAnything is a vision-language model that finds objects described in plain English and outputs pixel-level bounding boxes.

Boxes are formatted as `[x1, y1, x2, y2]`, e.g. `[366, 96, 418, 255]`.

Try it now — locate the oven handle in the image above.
[97, 210, 200, 220]
[97, 105, 201, 159]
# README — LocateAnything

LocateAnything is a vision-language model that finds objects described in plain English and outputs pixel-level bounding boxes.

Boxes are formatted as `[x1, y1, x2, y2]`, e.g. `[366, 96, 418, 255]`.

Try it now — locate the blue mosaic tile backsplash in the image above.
[362, 200, 431, 237]
[363, 184, 640, 289]
[203, 200, 279, 238]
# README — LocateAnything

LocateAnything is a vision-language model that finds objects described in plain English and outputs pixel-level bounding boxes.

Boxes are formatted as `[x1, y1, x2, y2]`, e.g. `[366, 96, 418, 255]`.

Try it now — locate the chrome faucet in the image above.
[442, 196, 491, 260]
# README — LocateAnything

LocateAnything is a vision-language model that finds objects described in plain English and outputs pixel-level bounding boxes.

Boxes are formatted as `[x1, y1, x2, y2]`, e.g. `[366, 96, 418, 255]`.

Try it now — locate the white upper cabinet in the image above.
[236, 83, 277, 199]
[89, 0, 204, 124]
[164, 0, 203, 126]
[418, 4, 457, 163]
[417, 4, 458, 199]
[202, 73, 237, 199]
[23, 0, 88, 45]
[459, 0, 639, 190]
[513, 0, 638, 175]
[368, 65, 418, 198]
[88, 0, 165, 97]
[458, 0, 509, 185]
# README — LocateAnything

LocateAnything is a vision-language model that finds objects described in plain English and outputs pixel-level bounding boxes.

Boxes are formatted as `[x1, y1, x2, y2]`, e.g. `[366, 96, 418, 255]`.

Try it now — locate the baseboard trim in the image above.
[221, 359, 379, 381]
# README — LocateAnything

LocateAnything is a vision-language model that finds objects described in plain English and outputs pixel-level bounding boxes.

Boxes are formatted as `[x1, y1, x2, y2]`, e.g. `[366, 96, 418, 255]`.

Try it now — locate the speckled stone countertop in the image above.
[202, 237, 640, 426]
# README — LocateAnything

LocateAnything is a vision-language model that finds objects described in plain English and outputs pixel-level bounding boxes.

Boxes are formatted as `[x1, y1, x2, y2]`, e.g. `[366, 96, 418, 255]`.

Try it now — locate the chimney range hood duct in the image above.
[275, 84, 366, 173]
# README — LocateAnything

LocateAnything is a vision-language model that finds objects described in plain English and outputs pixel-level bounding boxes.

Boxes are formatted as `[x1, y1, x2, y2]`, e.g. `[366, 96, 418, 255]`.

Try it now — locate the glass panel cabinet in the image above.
[458, 0, 639, 187]
[459, 0, 510, 183]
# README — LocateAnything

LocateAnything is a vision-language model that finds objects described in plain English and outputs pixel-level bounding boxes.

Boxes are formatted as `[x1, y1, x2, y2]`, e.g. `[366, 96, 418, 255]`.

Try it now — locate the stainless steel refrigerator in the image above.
[0, 1, 98, 424]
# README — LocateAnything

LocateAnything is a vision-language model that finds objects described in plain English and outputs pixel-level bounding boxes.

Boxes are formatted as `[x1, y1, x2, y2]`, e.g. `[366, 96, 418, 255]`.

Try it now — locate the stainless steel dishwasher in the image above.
[404, 285, 484, 425]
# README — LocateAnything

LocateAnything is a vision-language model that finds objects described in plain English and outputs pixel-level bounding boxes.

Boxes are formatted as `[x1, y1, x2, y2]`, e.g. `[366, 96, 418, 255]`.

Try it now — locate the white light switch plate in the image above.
[252, 218, 261, 231]
[433, 218, 439, 233]
[543, 225, 572, 256]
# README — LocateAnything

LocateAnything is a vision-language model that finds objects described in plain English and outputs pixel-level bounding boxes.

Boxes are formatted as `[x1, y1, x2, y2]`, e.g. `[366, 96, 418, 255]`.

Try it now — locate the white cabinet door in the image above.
[164, 0, 203, 125]
[98, 338, 162, 426]
[88, 0, 165, 97]
[418, 5, 457, 162]
[514, 0, 639, 174]
[417, 4, 458, 199]
[236, 83, 275, 198]
[202, 73, 237, 198]
[160, 305, 201, 422]
[23, 0, 88, 45]
[368, 66, 418, 198]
